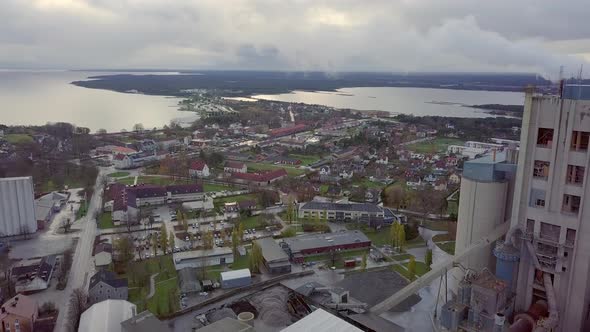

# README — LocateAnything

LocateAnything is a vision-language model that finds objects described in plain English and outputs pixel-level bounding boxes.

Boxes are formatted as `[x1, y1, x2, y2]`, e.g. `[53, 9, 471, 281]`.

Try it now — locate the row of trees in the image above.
[389, 223, 406, 251]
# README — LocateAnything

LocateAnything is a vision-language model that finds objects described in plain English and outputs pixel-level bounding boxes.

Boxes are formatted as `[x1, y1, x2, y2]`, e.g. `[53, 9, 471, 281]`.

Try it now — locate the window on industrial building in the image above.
[540, 222, 560, 243]
[566, 165, 585, 185]
[566, 229, 576, 247]
[526, 219, 535, 236]
[533, 161, 550, 179]
[537, 128, 554, 147]
[571, 131, 590, 151]
[562, 194, 581, 215]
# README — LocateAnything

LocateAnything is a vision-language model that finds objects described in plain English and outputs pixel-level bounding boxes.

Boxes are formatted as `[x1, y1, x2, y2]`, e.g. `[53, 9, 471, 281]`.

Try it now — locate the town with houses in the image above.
[0, 95, 523, 332]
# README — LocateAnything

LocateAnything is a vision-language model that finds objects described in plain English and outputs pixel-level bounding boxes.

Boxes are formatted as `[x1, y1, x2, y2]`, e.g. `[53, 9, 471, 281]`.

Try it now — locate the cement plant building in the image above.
[0, 177, 37, 236]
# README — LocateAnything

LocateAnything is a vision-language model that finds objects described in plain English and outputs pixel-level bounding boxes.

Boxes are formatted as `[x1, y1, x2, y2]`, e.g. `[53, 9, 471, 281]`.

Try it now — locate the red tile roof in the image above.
[190, 160, 207, 171]
[224, 161, 246, 169]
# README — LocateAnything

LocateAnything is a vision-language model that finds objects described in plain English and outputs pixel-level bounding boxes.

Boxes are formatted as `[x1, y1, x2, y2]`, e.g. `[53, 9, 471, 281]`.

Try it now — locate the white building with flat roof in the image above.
[0, 177, 37, 236]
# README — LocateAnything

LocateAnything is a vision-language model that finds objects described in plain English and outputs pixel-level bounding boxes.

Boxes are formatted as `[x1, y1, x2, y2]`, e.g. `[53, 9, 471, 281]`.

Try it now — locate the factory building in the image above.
[255, 237, 291, 274]
[449, 85, 590, 331]
[281, 231, 370, 264]
[506, 85, 590, 332]
[0, 176, 38, 236]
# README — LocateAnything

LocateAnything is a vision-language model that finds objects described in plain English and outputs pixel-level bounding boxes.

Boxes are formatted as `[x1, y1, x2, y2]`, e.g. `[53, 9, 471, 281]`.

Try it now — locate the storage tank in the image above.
[455, 152, 516, 272]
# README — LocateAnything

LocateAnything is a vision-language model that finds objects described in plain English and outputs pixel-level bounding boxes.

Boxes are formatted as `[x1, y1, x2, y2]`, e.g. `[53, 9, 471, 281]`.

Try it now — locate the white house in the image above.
[189, 160, 210, 178]
[319, 166, 331, 175]
[94, 243, 113, 268]
[339, 170, 354, 179]
[224, 161, 247, 173]
[376, 155, 388, 165]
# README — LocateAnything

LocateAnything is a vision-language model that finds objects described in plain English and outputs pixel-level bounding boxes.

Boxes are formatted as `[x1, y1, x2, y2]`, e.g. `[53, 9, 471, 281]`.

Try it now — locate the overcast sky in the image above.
[1, 0, 589, 78]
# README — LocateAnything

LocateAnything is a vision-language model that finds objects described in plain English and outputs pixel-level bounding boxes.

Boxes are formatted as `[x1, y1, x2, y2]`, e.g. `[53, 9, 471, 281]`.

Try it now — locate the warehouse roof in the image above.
[255, 238, 289, 263]
[220, 269, 250, 281]
[281, 309, 361, 332]
[300, 201, 383, 213]
[283, 230, 370, 253]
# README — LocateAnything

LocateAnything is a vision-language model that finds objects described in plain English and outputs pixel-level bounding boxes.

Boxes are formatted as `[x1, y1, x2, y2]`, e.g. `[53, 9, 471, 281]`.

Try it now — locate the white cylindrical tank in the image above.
[455, 177, 508, 271]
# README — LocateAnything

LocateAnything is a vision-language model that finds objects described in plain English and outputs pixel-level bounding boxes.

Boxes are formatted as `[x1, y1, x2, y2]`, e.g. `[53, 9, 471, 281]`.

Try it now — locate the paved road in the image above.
[55, 169, 105, 331]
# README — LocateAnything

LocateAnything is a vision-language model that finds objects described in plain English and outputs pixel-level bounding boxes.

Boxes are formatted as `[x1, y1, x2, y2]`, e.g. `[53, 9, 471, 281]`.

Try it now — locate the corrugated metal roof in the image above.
[281, 309, 362, 332]
[220, 268, 251, 281]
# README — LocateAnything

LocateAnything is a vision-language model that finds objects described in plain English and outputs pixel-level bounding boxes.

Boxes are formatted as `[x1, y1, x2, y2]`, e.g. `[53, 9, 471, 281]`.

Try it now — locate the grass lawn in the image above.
[290, 154, 322, 165]
[240, 215, 264, 229]
[98, 213, 115, 229]
[404, 261, 429, 277]
[214, 194, 258, 205]
[405, 137, 464, 154]
[231, 252, 250, 270]
[117, 176, 189, 186]
[392, 253, 412, 261]
[320, 184, 329, 194]
[127, 256, 179, 316]
[345, 223, 392, 246]
[4, 134, 33, 145]
[391, 264, 413, 280]
[245, 162, 306, 177]
[432, 233, 454, 242]
[422, 221, 453, 232]
[436, 241, 456, 255]
[107, 171, 130, 178]
[354, 178, 386, 189]
[203, 183, 237, 192]
[37, 179, 86, 193]
[76, 201, 88, 220]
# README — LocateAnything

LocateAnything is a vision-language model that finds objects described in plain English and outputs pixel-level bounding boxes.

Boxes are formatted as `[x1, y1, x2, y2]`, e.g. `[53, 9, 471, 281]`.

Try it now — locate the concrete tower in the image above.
[509, 85, 590, 331]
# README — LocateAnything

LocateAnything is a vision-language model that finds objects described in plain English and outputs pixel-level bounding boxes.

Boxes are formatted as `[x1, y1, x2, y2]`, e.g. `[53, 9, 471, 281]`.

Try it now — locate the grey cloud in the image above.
[0, 0, 588, 76]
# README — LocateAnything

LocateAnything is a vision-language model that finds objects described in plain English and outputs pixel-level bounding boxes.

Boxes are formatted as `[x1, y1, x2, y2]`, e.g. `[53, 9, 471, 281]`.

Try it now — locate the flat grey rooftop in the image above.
[282, 230, 370, 253]
[300, 201, 383, 213]
[334, 269, 421, 311]
[255, 237, 289, 263]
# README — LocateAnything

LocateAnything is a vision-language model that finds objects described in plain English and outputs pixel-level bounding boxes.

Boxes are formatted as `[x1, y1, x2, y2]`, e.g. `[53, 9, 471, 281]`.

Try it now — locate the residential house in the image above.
[11, 255, 57, 293]
[88, 270, 129, 305]
[319, 166, 331, 176]
[375, 154, 388, 165]
[406, 177, 422, 189]
[0, 295, 38, 332]
[237, 200, 257, 212]
[189, 160, 210, 178]
[93, 243, 113, 268]
[433, 179, 448, 191]
[224, 161, 247, 174]
[424, 174, 438, 183]
[365, 188, 382, 204]
[35, 191, 68, 229]
[448, 173, 461, 185]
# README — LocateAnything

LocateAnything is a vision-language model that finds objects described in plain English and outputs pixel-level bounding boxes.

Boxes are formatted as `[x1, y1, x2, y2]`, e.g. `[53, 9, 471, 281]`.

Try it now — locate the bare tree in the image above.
[61, 218, 73, 233]
[114, 236, 135, 265]
[65, 288, 89, 332]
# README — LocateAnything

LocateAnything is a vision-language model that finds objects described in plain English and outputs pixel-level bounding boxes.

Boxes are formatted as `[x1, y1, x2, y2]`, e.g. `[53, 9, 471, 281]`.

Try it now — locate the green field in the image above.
[290, 154, 322, 165]
[404, 261, 429, 277]
[231, 252, 250, 270]
[436, 241, 456, 255]
[4, 134, 33, 145]
[245, 162, 306, 177]
[405, 138, 464, 154]
[392, 253, 412, 261]
[98, 213, 115, 229]
[107, 171, 130, 178]
[354, 178, 386, 189]
[240, 215, 265, 229]
[345, 224, 392, 246]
